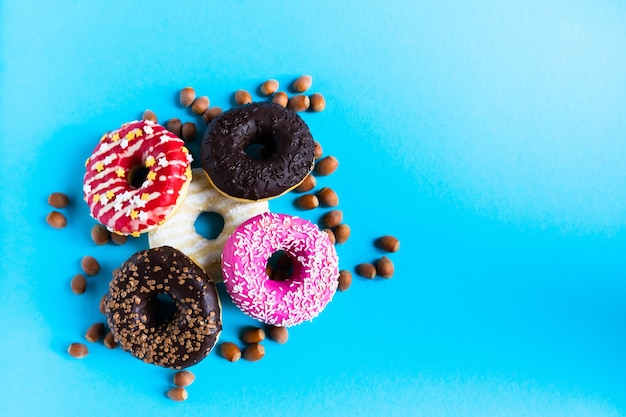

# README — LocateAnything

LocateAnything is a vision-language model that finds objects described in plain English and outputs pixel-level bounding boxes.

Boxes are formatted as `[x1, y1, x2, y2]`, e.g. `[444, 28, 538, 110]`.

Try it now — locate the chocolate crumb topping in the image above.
[105, 246, 222, 369]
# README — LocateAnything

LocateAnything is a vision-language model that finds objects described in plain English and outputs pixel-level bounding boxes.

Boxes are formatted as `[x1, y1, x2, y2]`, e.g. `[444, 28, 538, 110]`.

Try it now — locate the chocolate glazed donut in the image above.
[105, 246, 222, 369]
[201, 102, 316, 202]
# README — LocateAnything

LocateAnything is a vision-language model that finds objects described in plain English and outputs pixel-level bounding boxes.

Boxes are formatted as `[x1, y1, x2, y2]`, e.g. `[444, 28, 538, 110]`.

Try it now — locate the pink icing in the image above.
[221, 212, 339, 327]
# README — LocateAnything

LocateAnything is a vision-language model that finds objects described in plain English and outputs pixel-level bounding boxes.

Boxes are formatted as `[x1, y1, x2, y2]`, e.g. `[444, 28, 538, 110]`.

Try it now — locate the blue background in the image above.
[1, 1, 625, 416]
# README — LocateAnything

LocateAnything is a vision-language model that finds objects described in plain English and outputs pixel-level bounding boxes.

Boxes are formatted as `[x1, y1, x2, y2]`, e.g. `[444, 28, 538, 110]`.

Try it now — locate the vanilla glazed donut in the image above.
[83, 120, 192, 236]
[105, 246, 222, 369]
[201, 102, 316, 202]
[148, 168, 269, 282]
[222, 212, 339, 327]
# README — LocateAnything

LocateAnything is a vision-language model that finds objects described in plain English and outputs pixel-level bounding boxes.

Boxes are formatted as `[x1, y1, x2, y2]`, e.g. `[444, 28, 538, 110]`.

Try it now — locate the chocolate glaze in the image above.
[201, 102, 315, 201]
[105, 246, 222, 369]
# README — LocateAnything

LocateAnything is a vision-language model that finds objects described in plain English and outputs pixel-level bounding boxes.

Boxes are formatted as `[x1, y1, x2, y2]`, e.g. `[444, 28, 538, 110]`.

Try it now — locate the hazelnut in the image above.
[294, 174, 316, 193]
[68, 343, 89, 359]
[167, 387, 188, 402]
[375, 235, 400, 252]
[322, 228, 336, 245]
[90, 224, 110, 245]
[317, 187, 339, 207]
[333, 224, 350, 244]
[46, 211, 67, 229]
[202, 107, 222, 124]
[220, 342, 242, 362]
[85, 322, 105, 343]
[71, 274, 87, 295]
[173, 370, 195, 387]
[356, 263, 376, 279]
[315, 156, 339, 176]
[314, 141, 323, 160]
[191, 96, 210, 115]
[272, 91, 288, 108]
[321, 210, 343, 228]
[103, 331, 117, 349]
[181, 122, 197, 142]
[376, 256, 394, 278]
[295, 194, 319, 210]
[287, 95, 310, 112]
[268, 325, 289, 344]
[81, 255, 100, 276]
[166, 118, 182, 137]
[309, 92, 326, 112]
[48, 192, 69, 208]
[234, 89, 252, 105]
[243, 343, 265, 361]
[292, 75, 312, 93]
[141, 109, 157, 122]
[99, 294, 107, 313]
[241, 327, 266, 344]
[110, 233, 127, 245]
[338, 270, 352, 291]
[179, 87, 196, 107]
[260, 79, 279, 96]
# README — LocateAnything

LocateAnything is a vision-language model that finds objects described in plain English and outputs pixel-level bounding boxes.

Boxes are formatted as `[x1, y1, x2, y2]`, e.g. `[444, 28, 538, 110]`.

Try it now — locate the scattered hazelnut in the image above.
[191, 96, 210, 115]
[294, 174, 316, 192]
[179, 87, 196, 107]
[166, 118, 182, 137]
[81, 256, 100, 276]
[90, 224, 110, 245]
[292, 75, 312, 93]
[375, 235, 400, 252]
[315, 156, 339, 176]
[103, 331, 117, 349]
[295, 194, 319, 210]
[314, 141, 323, 160]
[202, 107, 222, 124]
[272, 91, 288, 108]
[99, 294, 107, 314]
[241, 327, 266, 344]
[220, 342, 242, 362]
[85, 322, 105, 343]
[243, 343, 265, 362]
[309, 93, 326, 112]
[48, 192, 69, 208]
[181, 122, 197, 142]
[287, 95, 310, 112]
[376, 256, 394, 278]
[260, 79, 279, 96]
[234, 89, 252, 105]
[321, 210, 343, 228]
[167, 387, 188, 402]
[46, 211, 67, 229]
[322, 228, 336, 245]
[268, 325, 289, 344]
[356, 263, 376, 279]
[71, 274, 87, 295]
[333, 224, 350, 244]
[338, 270, 352, 291]
[141, 109, 157, 122]
[68, 342, 89, 359]
[317, 187, 339, 207]
[174, 370, 195, 387]
[110, 233, 127, 245]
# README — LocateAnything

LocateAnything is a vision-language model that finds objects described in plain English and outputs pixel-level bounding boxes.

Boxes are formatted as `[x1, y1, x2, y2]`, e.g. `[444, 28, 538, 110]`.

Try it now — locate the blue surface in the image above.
[1, 1, 625, 416]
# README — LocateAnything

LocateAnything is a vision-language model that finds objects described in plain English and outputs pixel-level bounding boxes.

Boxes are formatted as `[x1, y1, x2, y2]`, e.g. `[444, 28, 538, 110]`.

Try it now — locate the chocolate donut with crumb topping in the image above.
[201, 102, 316, 202]
[104, 246, 221, 369]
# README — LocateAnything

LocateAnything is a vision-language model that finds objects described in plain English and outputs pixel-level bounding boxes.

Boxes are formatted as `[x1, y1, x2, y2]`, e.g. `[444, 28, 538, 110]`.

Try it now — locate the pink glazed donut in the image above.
[221, 212, 339, 327]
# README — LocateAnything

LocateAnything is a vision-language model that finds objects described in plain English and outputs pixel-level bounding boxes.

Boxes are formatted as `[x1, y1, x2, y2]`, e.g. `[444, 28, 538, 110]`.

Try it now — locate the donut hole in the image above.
[243, 131, 278, 160]
[153, 293, 177, 323]
[128, 164, 150, 189]
[194, 211, 225, 240]
[267, 250, 294, 281]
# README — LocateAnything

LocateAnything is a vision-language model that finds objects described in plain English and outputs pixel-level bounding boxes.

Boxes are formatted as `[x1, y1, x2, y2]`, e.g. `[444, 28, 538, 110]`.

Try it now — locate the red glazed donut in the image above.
[83, 120, 192, 236]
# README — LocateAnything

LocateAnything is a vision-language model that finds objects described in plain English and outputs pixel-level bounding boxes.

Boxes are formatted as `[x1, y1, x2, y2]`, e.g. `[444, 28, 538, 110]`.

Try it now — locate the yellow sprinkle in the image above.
[146, 171, 157, 181]
[93, 194, 100, 203]
[106, 190, 115, 199]
[111, 133, 120, 142]
[125, 131, 136, 140]
[181, 146, 189, 154]
[85, 158, 90, 167]
[185, 167, 192, 180]
[145, 156, 156, 167]
[134, 128, 143, 137]
[115, 168, 126, 178]
[100, 134, 108, 142]
[130, 210, 139, 220]
[94, 162, 104, 172]
[141, 193, 150, 201]
[131, 231, 140, 238]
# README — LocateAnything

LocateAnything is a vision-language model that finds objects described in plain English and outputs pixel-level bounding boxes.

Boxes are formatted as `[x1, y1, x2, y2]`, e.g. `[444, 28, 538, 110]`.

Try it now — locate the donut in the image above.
[201, 102, 316, 202]
[221, 212, 339, 327]
[148, 168, 269, 282]
[83, 120, 193, 236]
[104, 246, 222, 369]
